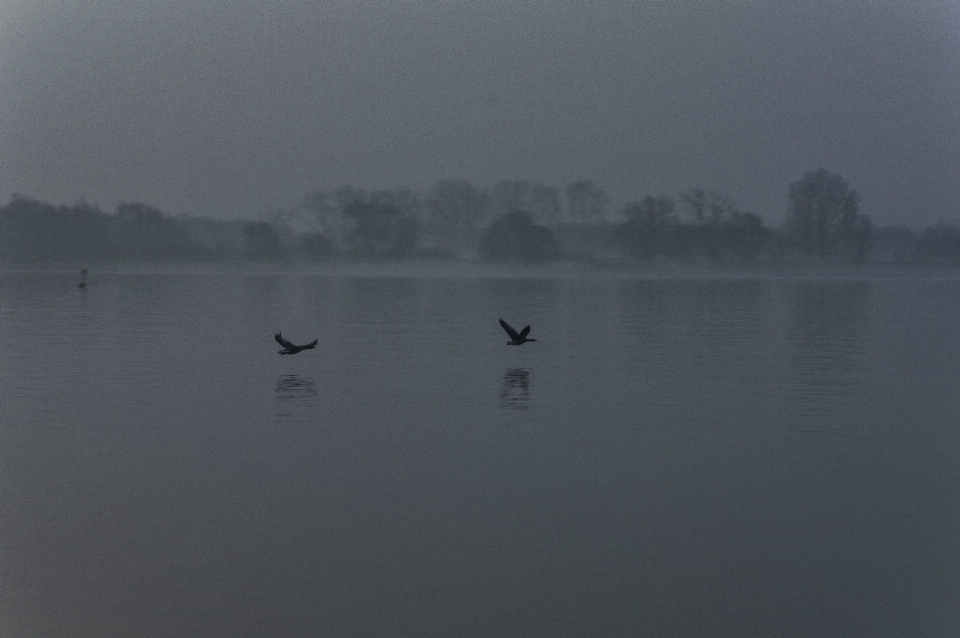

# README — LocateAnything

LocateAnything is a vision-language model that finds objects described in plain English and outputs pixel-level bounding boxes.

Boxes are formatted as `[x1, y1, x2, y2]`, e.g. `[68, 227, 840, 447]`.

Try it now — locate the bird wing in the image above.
[275, 333, 296, 349]
[518, 325, 531, 339]
[499, 318, 519, 340]
[301, 339, 318, 349]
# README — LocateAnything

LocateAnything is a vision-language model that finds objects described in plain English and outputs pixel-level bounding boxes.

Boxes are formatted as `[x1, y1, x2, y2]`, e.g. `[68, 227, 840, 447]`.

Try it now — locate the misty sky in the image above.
[2, 2, 959, 225]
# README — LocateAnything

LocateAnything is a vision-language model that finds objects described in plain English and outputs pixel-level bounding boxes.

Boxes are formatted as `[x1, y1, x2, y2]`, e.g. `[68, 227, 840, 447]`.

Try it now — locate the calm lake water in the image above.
[2, 269, 959, 637]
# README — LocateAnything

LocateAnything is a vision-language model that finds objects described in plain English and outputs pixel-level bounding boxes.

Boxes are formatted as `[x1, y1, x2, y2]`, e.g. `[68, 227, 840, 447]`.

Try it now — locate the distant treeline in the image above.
[1, 198, 220, 264]
[3, 170, 959, 266]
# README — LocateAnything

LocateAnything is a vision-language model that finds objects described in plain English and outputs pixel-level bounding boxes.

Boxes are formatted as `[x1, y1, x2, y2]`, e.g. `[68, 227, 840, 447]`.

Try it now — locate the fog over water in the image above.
[4, 3, 960, 634]
[2, 269, 958, 637]
[2, 3, 959, 224]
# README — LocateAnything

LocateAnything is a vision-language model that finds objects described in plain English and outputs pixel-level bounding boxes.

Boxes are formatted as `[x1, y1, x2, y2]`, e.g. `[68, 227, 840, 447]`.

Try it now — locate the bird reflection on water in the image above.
[499, 367, 532, 411]
[275, 374, 318, 422]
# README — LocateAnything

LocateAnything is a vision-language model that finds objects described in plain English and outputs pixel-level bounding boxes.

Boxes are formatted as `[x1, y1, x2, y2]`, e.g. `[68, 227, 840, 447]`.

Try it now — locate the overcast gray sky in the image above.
[2, 1, 959, 225]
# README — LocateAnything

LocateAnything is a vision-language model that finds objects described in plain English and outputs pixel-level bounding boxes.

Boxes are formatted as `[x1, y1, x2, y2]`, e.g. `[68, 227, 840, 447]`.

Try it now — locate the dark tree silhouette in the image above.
[611, 193, 773, 263]
[343, 202, 418, 260]
[425, 178, 490, 252]
[478, 211, 561, 264]
[71, 201, 116, 258]
[491, 180, 561, 226]
[302, 185, 423, 252]
[114, 202, 200, 260]
[871, 225, 918, 265]
[0, 196, 208, 263]
[676, 189, 772, 262]
[367, 188, 423, 224]
[848, 214, 873, 266]
[1, 197, 106, 262]
[724, 211, 773, 261]
[787, 169, 871, 260]
[610, 196, 675, 259]
[916, 222, 960, 266]
[297, 232, 336, 262]
[241, 221, 285, 261]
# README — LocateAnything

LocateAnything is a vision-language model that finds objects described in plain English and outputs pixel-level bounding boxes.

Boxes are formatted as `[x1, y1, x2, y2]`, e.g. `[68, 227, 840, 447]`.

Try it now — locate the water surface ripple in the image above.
[2, 272, 958, 637]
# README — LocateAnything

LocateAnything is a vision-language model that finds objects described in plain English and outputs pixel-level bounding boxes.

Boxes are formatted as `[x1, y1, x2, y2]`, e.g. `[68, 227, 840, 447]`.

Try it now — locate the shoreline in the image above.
[5, 259, 960, 281]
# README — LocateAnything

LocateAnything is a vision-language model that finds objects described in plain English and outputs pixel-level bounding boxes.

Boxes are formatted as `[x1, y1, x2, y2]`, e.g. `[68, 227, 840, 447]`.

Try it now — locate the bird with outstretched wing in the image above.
[499, 318, 537, 346]
[275, 332, 318, 355]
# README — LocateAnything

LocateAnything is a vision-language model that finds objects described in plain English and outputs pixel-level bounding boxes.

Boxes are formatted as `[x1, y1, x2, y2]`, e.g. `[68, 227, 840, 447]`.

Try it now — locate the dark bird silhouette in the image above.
[499, 318, 537, 346]
[275, 332, 318, 355]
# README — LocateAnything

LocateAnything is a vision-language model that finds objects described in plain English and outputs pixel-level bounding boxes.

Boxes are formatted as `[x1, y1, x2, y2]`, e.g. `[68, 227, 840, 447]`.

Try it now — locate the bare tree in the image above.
[490, 180, 560, 226]
[678, 187, 738, 225]
[301, 185, 370, 242]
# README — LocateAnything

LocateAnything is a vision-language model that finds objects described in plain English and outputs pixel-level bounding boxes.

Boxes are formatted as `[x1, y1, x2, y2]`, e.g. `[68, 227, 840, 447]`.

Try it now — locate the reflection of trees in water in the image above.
[499, 367, 531, 411]
[275, 374, 318, 422]
[346, 277, 418, 306]
[788, 281, 871, 430]
[790, 281, 870, 374]
[614, 280, 766, 382]
[617, 279, 764, 335]
[343, 278, 420, 329]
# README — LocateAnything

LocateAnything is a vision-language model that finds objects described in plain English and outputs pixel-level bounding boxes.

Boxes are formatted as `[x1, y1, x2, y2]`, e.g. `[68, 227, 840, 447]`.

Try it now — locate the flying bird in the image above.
[275, 332, 318, 355]
[499, 318, 537, 346]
